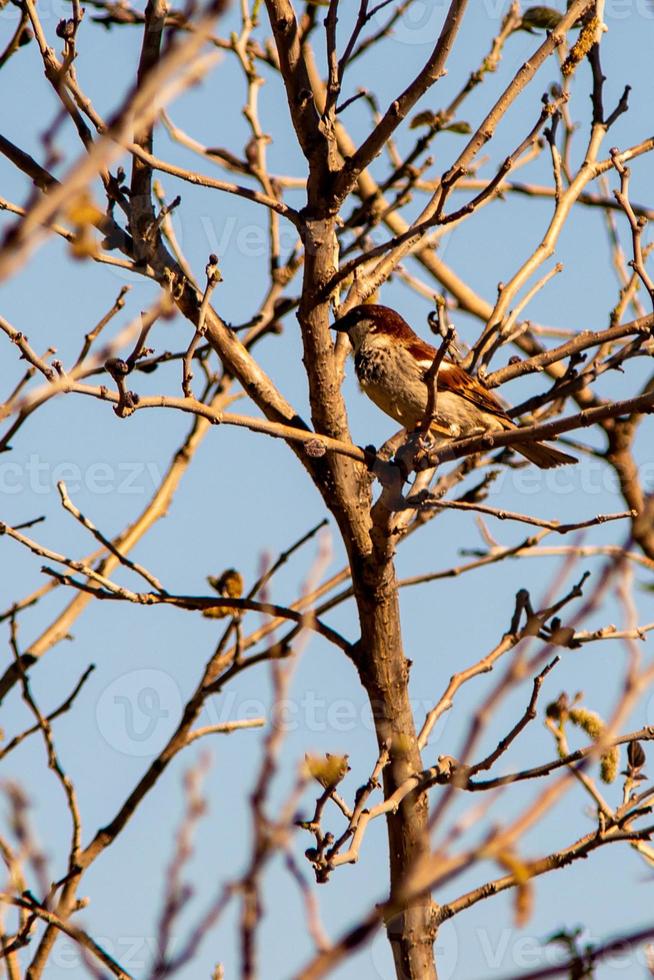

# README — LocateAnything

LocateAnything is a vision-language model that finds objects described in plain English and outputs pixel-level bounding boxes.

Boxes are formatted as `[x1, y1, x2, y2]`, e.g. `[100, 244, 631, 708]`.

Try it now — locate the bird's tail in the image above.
[498, 417, 576, 468]
[515, 441, 577, 469]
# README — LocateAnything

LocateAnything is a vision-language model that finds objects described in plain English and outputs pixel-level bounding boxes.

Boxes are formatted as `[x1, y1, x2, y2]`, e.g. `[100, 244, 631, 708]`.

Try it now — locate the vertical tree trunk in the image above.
[354, 560, 438, 980]
[298, 218, 437, 979]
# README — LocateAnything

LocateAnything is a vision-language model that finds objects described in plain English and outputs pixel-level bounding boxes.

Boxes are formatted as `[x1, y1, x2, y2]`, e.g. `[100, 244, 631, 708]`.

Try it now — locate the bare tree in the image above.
[1, 1, 654, 977]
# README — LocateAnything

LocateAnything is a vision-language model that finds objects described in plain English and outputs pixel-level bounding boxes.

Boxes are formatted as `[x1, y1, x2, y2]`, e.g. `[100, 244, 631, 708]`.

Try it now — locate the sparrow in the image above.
[332, 304, 576, 469]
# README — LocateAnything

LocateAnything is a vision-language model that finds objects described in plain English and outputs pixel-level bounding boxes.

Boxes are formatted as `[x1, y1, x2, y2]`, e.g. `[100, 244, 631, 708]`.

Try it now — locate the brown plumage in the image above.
[333, 304, 576, 470]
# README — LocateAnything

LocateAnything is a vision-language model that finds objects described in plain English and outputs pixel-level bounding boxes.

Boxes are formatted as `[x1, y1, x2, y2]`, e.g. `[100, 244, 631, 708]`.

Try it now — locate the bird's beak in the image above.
[331, 315, 351, 333]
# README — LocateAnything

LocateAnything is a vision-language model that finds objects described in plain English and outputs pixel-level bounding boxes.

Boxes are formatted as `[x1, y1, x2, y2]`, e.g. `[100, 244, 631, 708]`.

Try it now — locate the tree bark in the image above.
[298, 217, 437, 979]
[355, 560, 438, 980]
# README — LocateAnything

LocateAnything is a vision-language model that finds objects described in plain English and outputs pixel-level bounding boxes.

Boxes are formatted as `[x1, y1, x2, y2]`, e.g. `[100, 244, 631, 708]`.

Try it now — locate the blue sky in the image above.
[2, 1, 654, 977]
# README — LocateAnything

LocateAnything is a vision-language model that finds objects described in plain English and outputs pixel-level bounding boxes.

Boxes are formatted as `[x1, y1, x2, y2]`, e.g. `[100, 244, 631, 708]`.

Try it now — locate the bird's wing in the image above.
[406, 337, 513, 423]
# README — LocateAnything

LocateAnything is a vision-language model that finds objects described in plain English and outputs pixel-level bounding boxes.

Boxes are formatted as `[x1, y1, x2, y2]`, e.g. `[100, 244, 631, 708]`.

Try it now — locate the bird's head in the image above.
[332, 304, 416, 352]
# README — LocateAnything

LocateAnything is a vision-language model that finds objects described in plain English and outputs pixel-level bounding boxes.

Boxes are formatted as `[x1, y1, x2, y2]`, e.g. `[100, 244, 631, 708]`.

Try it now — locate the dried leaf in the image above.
[520, 7, 563, 32]
[548, 625, 576, 648]
[628, 739, 646, 771]
[443, 121, 472, 135]
[545, 692, 569, 721]
[523, 614, 542, 637]
[497, 850, 534, 928]
[207, 569, 243, 599]
[628, 740, 646, 769]
[204, 568, 243, 618]
[69, 228, 99, 261]
[305, 753, 350, 789]
[410, 110, 437, 130]
[66, 191, 104, 229]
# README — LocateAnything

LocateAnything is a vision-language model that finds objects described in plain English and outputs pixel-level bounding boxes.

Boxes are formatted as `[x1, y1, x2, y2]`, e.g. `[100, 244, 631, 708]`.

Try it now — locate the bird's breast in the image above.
[353, 342, 506, 436]
[354, 345, 422, 425]
[354, 347, 387, 385]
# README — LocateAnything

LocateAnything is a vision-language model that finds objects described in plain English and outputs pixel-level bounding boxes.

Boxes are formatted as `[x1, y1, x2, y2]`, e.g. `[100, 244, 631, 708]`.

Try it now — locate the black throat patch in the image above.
[354, 347, 386, 385]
